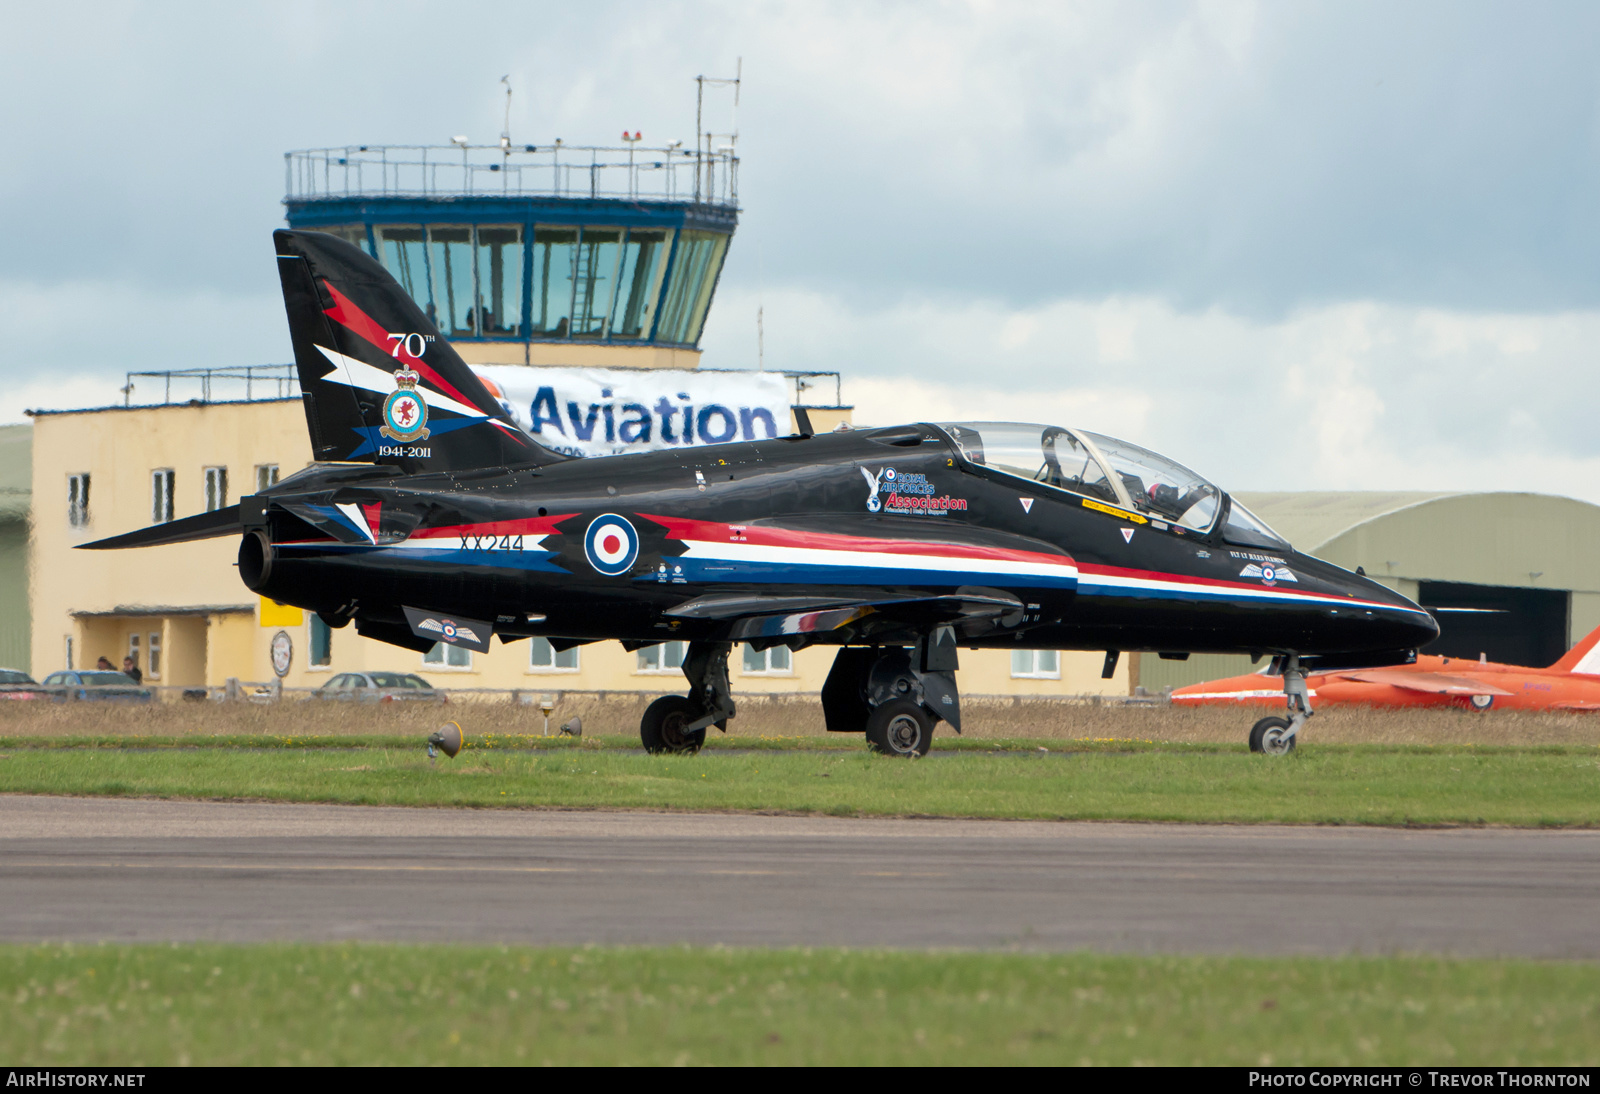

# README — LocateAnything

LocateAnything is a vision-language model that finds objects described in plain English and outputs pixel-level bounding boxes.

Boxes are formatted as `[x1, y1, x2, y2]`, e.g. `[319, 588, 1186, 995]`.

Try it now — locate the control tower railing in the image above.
[121, 366, 841, 412]
[285, 142, 739, 208]
[122, 365, 300, 407]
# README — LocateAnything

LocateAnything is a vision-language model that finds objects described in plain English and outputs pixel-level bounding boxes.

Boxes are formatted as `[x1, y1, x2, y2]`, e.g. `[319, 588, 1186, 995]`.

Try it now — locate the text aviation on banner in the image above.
[473, 366, 792, 459]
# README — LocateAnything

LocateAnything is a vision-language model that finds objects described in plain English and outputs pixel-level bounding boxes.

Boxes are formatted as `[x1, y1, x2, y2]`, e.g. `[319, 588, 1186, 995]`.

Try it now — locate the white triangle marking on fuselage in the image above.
[1120, 527, 1135, 543]
[1019, 498, 1034, 513]
[334, 502, 376, 544]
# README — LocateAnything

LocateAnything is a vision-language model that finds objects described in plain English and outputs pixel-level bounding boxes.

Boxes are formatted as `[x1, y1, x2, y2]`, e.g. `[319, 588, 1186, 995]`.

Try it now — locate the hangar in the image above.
[1139, 491, 1600, 694]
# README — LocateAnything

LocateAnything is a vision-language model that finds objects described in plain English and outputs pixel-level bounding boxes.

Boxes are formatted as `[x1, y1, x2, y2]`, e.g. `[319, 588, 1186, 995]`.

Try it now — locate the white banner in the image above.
[473, 366, 793, 458]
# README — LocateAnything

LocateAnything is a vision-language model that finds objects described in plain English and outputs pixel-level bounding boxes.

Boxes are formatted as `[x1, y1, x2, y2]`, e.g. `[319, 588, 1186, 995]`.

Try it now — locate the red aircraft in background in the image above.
[1172, 624, 1600, 713]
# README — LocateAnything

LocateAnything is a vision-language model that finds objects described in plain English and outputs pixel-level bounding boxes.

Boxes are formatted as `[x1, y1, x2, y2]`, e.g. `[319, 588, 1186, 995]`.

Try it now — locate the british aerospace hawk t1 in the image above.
[82, 230, 1440, 756]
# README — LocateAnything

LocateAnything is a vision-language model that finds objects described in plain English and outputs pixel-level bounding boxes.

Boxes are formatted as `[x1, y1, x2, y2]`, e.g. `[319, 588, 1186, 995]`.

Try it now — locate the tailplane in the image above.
[1548, 622, 1600, 674]
[274, 229, 560, 472]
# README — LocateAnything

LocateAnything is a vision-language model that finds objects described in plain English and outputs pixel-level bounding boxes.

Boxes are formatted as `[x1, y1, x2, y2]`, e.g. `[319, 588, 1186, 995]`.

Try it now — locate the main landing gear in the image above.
[820, 628, 963, 758]
[640, 641, 737, 754]
[1249, 654, 1310, 755]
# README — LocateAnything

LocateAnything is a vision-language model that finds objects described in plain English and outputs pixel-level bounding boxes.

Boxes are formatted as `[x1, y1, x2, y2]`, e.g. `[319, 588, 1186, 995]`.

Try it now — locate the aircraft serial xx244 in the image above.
[83, 230, 1440, 756]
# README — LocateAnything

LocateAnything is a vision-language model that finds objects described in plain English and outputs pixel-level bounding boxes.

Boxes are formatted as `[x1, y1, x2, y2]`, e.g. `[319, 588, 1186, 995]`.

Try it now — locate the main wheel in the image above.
[865, 699, 934, 757]
[641, 695, 705, 754]
[1467, 694, 1494, 711]
[1248, 716, 1296, 755]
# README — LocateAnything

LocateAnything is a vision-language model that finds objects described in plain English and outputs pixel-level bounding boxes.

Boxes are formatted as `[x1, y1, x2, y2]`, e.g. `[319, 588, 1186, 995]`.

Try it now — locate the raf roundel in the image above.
[584, 514, 641, 577]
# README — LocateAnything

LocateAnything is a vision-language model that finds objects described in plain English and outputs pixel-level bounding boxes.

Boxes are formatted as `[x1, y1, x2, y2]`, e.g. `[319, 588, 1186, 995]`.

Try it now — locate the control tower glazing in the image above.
[283, 141, 737, 369]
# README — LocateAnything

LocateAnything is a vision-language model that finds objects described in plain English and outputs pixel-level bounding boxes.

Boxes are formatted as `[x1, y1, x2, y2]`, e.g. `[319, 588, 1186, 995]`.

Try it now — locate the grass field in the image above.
[5, 707, 1596, 1066]
[4, 943, 1595, 1066]
[5, 693, 1600, 746]
[1, 735, 1595, 826]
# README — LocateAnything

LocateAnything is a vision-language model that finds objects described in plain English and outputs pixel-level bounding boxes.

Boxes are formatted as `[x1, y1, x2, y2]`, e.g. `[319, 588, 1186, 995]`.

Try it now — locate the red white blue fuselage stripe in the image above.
[640, 516, 1080, 589]
[1076, 563, 1427, 614]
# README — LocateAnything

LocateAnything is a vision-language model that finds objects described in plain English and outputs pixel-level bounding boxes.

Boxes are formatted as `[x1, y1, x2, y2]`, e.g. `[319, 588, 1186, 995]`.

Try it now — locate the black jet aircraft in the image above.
[84, 230, 1439, 756]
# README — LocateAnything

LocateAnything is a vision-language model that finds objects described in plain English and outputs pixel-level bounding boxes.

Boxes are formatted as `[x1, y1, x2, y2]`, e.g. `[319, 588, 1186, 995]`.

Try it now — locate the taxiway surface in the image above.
[2, 795, 1596, 955]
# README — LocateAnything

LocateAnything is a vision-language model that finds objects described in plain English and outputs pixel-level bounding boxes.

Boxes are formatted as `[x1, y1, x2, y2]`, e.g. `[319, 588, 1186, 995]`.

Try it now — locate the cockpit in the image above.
[935, 422, 1289, 550]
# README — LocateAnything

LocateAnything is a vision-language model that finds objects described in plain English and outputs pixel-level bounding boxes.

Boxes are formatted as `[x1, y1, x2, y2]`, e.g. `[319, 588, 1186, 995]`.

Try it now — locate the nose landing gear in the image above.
[1249, 654, 1310, 754]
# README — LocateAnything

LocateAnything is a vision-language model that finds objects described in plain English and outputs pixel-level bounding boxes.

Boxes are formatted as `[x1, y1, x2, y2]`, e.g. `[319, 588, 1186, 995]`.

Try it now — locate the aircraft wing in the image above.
[1549, 701, 1600, 711]
[76, 489, 426, 551]
[76, 505, 241, 550]
[1339, 670, 1514, 696]
[667, 589, 1024, 641]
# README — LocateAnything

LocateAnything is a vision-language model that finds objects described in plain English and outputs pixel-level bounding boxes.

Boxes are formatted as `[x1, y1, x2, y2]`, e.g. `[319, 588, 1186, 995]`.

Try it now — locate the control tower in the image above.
[283, 137, 737, 370]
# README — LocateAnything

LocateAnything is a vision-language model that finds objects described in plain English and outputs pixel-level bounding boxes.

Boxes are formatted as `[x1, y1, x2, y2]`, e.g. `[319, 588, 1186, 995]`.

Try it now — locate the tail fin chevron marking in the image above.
[273, 229, 559, 473]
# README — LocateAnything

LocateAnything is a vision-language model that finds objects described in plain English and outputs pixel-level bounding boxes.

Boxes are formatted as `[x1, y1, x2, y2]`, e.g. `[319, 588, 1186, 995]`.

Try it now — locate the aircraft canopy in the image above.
[936, 422, 1290, 549]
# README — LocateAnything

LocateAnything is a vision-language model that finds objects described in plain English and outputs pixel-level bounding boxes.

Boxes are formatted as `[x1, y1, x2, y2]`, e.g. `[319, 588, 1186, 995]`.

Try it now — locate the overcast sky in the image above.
[3, 1, 1599, 498]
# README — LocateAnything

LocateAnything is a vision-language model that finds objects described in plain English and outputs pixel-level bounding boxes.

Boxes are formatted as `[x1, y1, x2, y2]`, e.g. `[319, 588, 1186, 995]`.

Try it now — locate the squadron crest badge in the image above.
[380, 368, 431, 442]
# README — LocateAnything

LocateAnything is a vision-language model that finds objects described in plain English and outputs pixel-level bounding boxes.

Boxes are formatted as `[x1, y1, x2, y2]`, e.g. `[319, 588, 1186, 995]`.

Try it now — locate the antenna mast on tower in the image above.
[694, 58, 741, 204]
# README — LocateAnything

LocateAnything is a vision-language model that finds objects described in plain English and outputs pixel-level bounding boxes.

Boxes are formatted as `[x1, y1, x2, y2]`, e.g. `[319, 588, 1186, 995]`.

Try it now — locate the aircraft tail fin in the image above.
[1548, 622, 1600, 674]
[273, 229, 561, 472]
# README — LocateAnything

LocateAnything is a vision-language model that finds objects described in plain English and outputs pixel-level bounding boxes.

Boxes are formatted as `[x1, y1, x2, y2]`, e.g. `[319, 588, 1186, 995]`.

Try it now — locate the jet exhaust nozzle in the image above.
[238, 530, 274, 591]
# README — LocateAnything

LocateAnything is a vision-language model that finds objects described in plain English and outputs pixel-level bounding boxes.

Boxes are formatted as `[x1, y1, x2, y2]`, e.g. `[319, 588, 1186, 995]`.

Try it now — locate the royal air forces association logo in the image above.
[380, 368, 431, 443]
[861, 466, 886, 512]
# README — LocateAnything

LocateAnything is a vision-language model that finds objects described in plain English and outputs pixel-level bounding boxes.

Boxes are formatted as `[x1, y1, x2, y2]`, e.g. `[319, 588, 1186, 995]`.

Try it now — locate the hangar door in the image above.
[1418, 582, 1569, 668]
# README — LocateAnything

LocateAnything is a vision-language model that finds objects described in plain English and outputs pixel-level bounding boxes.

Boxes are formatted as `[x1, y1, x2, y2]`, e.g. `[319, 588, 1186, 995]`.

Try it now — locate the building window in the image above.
[204, 467, 228, 512]
[429, 226, 477, 339]
[310, 615, 332, 667]
[64, 635, 73, 671]
[127, 633, 139, 676]
[423, 642, 472, 669]
[1011, 649, 1061, 679]
[475, 225, 524, 338]
[529, 637, 579, 672]
[529, 227, 578, 337]
[741, 644, 792, 675]
[637, 641, 688, 673]
[67, 473, 90, 528]
[147, 631, 162, 680]
[656, 230, 730, 344]
[151, 469, 174, 524]
[570, 229, 621, 338]
[376, 226, 429, 311]
[255, 464, 280, 492]
[610, 229, 669, 339]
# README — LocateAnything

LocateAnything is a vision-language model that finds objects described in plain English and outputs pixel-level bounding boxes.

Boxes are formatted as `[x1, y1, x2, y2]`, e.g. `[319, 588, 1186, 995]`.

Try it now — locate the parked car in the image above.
[39, 671, 153, 702]
[0, 669, 43, 701]
[312, 672, 444, 702]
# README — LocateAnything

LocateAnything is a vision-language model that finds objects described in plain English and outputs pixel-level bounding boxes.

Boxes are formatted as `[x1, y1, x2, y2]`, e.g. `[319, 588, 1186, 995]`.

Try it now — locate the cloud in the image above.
[4, 0, 1600, 501]
[0, 280, 286, 412]
[703, 283, 1600, 502]
[5, 2, 1600, 314]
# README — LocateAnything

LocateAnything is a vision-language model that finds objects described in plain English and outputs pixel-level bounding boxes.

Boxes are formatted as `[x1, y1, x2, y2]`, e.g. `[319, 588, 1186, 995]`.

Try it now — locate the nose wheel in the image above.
[1249, 654, 1310, 754]
[1248, 716, 1297, 754]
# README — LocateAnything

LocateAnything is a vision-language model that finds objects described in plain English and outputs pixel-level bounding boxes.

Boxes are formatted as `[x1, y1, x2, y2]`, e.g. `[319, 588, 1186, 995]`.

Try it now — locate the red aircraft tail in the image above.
[1547, 622, 1600, 674]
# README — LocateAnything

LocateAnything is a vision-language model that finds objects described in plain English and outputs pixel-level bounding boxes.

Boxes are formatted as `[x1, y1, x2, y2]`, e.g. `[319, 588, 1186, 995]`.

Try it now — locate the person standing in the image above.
[122, 656, 142, 684]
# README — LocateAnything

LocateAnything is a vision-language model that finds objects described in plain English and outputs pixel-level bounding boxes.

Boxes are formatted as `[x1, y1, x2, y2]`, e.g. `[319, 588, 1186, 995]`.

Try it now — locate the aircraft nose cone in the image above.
[1399, 605, 1441, 648]
[1366, 581, 1440, 650]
